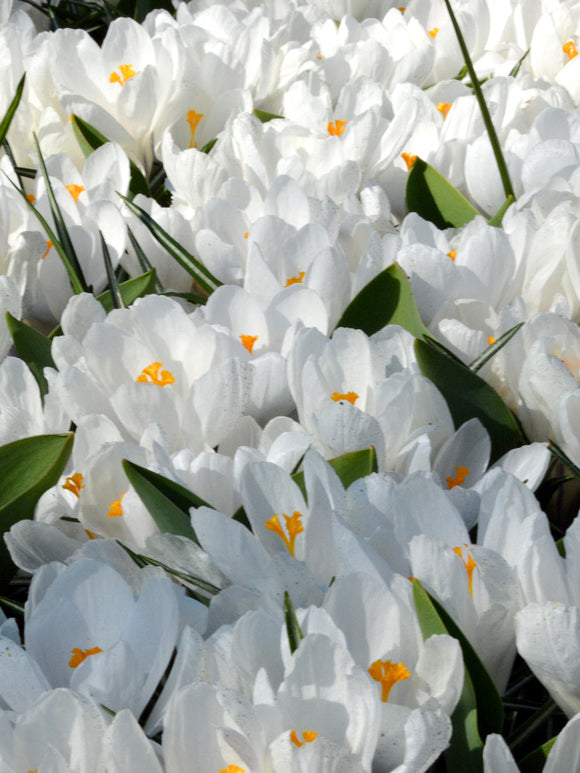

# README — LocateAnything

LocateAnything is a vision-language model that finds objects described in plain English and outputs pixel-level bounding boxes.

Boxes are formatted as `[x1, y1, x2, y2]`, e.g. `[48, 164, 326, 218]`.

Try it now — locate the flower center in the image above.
[487, 336, 495, 345]
[219, 767, 245, 773]
[186, 109, 204, 149]
[265, 511, 304, 557]
[66, 183, 85, 202]
[285, 271, 305, 287]
[447, 250, 456, 261]
[107, 493, 125, 518]
[109, 64, 136, 86]
[563, 40, 578, 60]
[437, 102, 452, 118]
[136, 362, 175, 386]
[446, 465, 470, 489]
[41, 240, 53, 260]
[240, 334, 258, 354]
[401, 152, 417, 170]
[328, 119, 347, 137]
[62, 472, 85, 497]
[428, 27, 439, 38]
[69, 646, 103, 668]
[331, 391, 358, 404]
[290, 730, 318, 747]
[368, 659, 410, 702]
[453, 546, 477, 597]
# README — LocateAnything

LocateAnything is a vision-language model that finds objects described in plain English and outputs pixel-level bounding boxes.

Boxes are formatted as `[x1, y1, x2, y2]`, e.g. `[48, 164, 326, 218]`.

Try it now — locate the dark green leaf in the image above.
[122, 459, 206, 542]
[200, 138, 217, 154]
[414, 337, 527, 463]
[100, 231, 124, 309]
[6, 313, 55, 397]
[548, 440, 580, 482]
[0, 433, 74, 588]
[335, 263, 430, 338]
[291, 447, 378, 498]
[284, 591, 303, 654]
[70, 114, 150, 198]
[469, 322, 523, 373]
[412, 579, 483, 773]
[405, 158, 481, 229]
[0, 74, 25, 146]
[119, 194, 222, 295]
[518, 734, 558, 772]
[232, 506, 252, 530]
[253, 108, 283, 123]
[509, 48, 530, 78]
[126, 227, 163, 292]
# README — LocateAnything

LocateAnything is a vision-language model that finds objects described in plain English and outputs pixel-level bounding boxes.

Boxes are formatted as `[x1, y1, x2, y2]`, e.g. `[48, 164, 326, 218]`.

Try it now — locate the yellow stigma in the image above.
[107, 493, 125, 518]
[219, 767, 245, 773]
[453, 546, 477, 597]
[447, 250, 457, 261]
[66, 183, 85, 202]
[290, 729, 318, 747]
[398, 6, 405, 10]
[331, 391, 358, 404]
[41, 240, 53, 260]
[437, 102, 452, 118]
[26, 193, 35, 204]
[401, 152, 417, 170]
[68, 646, 103, 668]
[109, 64, 136, 86]
[85, 529, 96, 539]
[446, 465, 470, 489]
[368, 659, 411, 702]
[285, 271, 305, 286]
[239, 334, 258, 353]
[186, 109, 204, 149]
[563, 40, 578, 60]
[136, 362, 175, 386]
[265, 511, 304, 557]
[328, 119, 348, 137]
[487, 336, 495, 345]
[244, 231, 249, 238]
[62, 472, 85, 498]
[428, 27, 439, 38]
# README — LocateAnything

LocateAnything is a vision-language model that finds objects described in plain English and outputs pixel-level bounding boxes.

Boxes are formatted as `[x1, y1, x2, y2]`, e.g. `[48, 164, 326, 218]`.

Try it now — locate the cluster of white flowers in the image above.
[2, 0, 580, 768]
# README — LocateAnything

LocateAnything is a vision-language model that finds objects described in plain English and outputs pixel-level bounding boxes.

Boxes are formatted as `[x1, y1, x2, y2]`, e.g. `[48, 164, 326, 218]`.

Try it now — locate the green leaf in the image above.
[442, 0, 515, 201]
[335, 263, 430, 338]
[0, 433, 74, 588]
[509, 48, 530, 79]
[126, 226, 164, 292]
[405, 158, 481, 229]
[48, 269, 158, 338]
[200, 138, 217, 154]
[0, 73, 25, 146]
[469, 322, 523, 373]
[122, 459, 209, 543]
[414, 337, 527, 463]
[518, 734, 558, 773]
[119, 194, 222, 295]
[548, 440, 580, 482]
[70, 114, 150, 199]
[428, 590, 504, 737]
[100, 231, 124, 309]
[6, 313, 55, 397]
[253, 108, 283, 123]
[488, 195, 514, 227]
[291, 447, 378, 498]
[284, 591, 303, 654]
[412, 579, 483, 773]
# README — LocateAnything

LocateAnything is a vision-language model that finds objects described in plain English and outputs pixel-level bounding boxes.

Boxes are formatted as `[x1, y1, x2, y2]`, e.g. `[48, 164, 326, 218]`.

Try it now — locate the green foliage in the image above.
[469, 322, 524, 373]
[284, 591, 304, 654]
[518, 735, 558, 772]
[291, 447, 378, 498]
[0, 74, 25, 146]
[100, 231, 125, 309]
[406, 158, 481, 229]
[0, 434, 74, 589]
[6, 313, 55, 397]
[253, 108, 283, 122]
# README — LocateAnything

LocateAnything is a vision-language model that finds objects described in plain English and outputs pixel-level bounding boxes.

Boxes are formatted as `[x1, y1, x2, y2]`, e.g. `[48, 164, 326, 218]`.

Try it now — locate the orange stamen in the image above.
[428, 27, 439, 38]
[68, 646, 102, 668]
[41, 240, 53, 260]
[136, 362, 175, 386]
[66, 183, 85, 202]
[265, 511, 304, 557]
[109, 64, 135, 86]
[446, 465, 470, 489]
[240, 334, 258, 353]
[62, 472, 85, 497]
[368, 659, 411, 702]
[447, 250, 456, 261]
[401, 152, 417, 170]
[186, 109, 204, 149]
[107, 493, 124, 518]
[453, 546, 478, 597]
[487, 336, 495, 345]
[328, 120, 347, 137]
[331, 391, 358, 404]
[437, 102, 452, 118]
[285, 271, 305, 286]
[290, 729, 318, 747]
[563, 41, 578, 60]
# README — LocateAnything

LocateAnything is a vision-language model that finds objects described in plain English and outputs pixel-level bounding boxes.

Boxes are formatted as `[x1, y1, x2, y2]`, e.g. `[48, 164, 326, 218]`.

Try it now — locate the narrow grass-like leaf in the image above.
[336, 263, 430, 338]
[508, 699, 558, 755]
[0, 433, 74, 588]
[284, 591, 303, 654]
[414, 337, 527, 463]
[412, 579, 484, 773]
[48, 269, 158, 338]
[509, 48, 530, 78]
[548, 440, 580, 481]
[201, 138, 217, 154]
[100, 231, 124, 309]
[119, 193, 222, 294]
[6, 313, 55, 397]
[33, 134, 89, 291]
[406, 158, 481, 229]
[0, 73, 25, 146]
[71, 114, 150, 198]
[488, 195, 515, 227]
[126, 227, 164, 292]
[10, 177, 87, 294]
[122, 459, 200, 543]
[518, 735, 558, 772]
[469, 322, 523, 373]
[123, 460, 213, 514]
[160, 291, 208, 305]
[291, 447, 378, 498]
[442, 0, 515, 200]
[253, 108, 283, 122]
